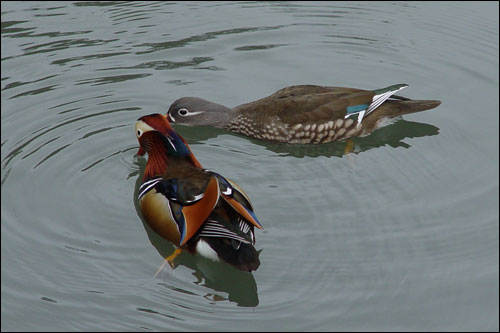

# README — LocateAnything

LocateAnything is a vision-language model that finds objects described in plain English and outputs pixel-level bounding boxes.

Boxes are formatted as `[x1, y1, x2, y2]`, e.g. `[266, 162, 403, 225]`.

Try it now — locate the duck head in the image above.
[135, 113, 203, 179]
[166, 97, 234, 128]
[136, 113, 184, 156]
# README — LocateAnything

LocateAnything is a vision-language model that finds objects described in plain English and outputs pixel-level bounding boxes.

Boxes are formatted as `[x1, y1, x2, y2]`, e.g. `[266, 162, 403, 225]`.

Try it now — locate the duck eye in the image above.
[178, 108, 188, 116]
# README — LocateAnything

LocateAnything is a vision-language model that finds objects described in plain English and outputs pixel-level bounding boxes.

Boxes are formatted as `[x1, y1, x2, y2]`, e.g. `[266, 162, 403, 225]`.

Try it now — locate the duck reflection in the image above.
[131, 159, 260, 307]
[173, 119, 439, 158]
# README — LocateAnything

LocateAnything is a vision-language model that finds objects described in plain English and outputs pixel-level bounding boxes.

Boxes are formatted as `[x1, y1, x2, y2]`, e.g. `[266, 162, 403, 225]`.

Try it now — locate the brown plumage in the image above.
[166, 84, 441, 144]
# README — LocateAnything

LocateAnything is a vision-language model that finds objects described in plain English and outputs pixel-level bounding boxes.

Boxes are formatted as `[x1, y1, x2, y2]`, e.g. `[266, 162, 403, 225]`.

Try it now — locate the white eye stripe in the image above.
[177, 108, 204, 117]
[135, 120, 154, 136]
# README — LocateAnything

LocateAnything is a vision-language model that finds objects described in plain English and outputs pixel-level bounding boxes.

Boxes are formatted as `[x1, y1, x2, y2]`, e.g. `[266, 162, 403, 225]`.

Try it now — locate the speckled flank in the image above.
[226, 115, 361, 144]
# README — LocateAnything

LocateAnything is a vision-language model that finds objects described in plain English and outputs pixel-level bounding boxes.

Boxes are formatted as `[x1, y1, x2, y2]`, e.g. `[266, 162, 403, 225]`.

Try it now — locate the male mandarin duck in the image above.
[166, 84, 441, 144]
[135, 113, 263, 272]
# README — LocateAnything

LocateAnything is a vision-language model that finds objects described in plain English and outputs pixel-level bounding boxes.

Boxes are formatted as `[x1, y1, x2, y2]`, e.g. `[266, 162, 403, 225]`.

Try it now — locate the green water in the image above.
[1, 1, 498, 331]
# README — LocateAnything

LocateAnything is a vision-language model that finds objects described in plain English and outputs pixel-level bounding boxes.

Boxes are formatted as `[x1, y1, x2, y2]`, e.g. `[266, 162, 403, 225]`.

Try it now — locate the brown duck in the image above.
[166, 84, 441, 144]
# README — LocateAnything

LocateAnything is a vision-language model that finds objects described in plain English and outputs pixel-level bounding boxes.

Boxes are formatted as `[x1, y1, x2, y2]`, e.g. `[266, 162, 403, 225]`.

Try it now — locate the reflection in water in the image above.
[173, 119, 440, 158]
[128, 117, 438, 307]
[137, 25, 287, 55]
[132, 159, 259, 307]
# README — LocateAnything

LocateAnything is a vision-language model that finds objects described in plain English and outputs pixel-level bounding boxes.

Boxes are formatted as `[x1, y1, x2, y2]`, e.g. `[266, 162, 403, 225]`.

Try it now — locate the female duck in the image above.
[166, 84, 441, 144]
[135, 113, 263, 272]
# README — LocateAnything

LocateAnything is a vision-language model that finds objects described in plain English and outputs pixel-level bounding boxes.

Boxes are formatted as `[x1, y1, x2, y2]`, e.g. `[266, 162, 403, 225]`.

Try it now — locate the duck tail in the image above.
[369, 84, 441, 116]
[201, 237, 261, 272]
[383, 99, 442, 117]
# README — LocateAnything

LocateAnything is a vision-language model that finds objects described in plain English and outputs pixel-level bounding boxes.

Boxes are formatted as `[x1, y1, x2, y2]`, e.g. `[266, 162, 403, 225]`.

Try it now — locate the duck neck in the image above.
[144, 149, 169, 181]
[205, 101, 236, 128]
[143, 132, 201, 181]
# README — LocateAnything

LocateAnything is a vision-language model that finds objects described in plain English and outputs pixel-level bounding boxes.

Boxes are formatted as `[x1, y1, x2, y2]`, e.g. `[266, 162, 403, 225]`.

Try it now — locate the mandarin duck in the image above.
[135, 113, 263, 272]
[166, 84, 441, 144]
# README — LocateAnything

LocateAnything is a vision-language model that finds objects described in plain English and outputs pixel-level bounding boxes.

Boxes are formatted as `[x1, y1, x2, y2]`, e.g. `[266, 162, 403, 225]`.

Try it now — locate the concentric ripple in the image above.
[2, 1, 498, 331]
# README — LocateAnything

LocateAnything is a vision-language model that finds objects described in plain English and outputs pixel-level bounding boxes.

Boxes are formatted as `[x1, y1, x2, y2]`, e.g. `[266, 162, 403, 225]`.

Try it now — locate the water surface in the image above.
[1, 1, 498, 331]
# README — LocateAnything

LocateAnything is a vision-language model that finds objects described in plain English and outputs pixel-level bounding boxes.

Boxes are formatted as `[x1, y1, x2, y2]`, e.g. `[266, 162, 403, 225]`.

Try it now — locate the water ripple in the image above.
[1, 1, 498, 331]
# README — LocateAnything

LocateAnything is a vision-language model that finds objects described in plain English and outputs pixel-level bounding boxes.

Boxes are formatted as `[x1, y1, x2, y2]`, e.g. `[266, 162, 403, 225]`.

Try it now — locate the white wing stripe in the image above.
[239, 219, 251, 233]
[138, 178, 205, 203]
[367, 85, 407, 113]
[183, 192, 204, 204]
[138, 179, 161, 199]
[367, 91, 392, 113]
[140, 177, 161, 187]
[199, 231, 250, 244]
[198, 220, 252, 244]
